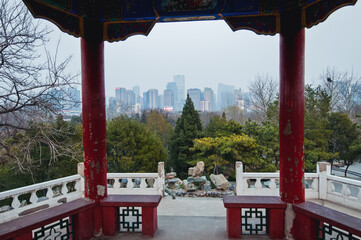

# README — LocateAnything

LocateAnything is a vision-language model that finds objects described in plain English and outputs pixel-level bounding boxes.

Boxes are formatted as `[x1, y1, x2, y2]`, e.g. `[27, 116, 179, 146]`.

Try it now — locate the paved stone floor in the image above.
[96, 196, 361, 240]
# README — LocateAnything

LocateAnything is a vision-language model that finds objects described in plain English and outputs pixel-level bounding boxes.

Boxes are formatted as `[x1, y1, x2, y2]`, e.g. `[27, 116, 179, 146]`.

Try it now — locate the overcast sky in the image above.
[45, 2, 361, 98]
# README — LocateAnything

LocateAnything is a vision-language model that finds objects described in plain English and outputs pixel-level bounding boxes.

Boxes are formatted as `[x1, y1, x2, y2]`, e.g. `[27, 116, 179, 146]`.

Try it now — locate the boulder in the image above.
[210, 174, 230, 190]
[188, 167, 194, 176]
[192, 161, 205, 177]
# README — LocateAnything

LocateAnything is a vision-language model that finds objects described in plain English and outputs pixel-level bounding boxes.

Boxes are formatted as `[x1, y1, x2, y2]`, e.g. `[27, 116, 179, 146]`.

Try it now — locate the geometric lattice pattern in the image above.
[118, 207, 142, 232]
[33, 217, 73, 240]
[317, 221, 361, 240]
[241, 208, 268, 235]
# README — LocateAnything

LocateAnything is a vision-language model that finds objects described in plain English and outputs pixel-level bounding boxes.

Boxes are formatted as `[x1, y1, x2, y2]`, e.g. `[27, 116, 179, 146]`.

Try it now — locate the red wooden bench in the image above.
[100, 194, 162, 237]
[293, 201, 361, 240]
[223, 195, 287, 239]
[0, 198, 95, 240]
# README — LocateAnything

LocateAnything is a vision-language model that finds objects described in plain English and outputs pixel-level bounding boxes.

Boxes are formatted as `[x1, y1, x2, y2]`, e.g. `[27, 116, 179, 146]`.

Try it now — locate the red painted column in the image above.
[279, 12, 305, 204]
[81, 37, 107, 234]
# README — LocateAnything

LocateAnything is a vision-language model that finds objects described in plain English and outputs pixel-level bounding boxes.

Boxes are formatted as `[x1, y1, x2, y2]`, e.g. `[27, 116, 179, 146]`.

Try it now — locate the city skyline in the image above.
[44, 3, 361, 99]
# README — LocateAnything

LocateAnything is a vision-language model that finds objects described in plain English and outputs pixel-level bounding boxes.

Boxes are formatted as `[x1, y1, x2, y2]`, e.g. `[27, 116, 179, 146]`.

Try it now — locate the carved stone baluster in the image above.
[140, 178, 147, 189]
[255, 179, 262, 189]
[46, 186, 54, 199]
[74, 179, 81, 193]
[113, 178, 121, 189]
[269, 179, 276, 190]
[29, 191, 37, 204]
[61, 183, 69, 195]
[341, 184, 350, 197]
[328, 181, 335, 194]
[11, 195, 21, 209]
[127, 178, 133, 189]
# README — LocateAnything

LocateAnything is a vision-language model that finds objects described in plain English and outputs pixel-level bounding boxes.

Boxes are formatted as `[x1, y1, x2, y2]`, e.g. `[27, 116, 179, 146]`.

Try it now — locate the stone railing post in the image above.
[236, 161, 243, 195]
[78, 162, 85, 196]
[158, 162, 165, 196]
[317, 162, 331, 200]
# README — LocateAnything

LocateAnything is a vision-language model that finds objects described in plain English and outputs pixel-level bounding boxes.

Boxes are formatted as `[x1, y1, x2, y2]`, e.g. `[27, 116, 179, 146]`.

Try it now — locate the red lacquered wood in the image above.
[269, 208, 285, 239]
[227, 208, 241, 239]
[81, 37, 107, 201]
[99, 195, 162, 207]
[223, 196, 286, 209]
[279, 16, 305, 204]
[142, 207, 158, 237]
[293, 212, 318, 240]
[73, 208, 94, 240]
[0, 199, 95, 240]
[293, 201, 361, 237]
[13, 232, 32, 240]
[102, 207, 118, 236]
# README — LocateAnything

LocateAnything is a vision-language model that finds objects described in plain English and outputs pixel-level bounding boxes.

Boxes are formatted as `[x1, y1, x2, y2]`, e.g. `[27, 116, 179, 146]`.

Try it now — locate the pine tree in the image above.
[170, 94, 203, 178]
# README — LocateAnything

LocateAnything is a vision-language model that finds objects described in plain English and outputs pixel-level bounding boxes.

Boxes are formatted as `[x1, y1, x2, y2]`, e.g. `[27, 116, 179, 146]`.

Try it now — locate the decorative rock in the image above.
[167, 172, 177, 177]
[187, 177, 206, 184]
[192, 161, 205, 177]
[188, 167, 194, 176]
[210, 174, 230, 190]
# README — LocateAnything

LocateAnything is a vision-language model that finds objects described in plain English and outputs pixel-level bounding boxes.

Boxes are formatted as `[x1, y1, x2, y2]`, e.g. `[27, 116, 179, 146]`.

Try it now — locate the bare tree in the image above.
[0, 1, 79, 174]
[320, 67, 361, 117]
[247, 74, 278, 121]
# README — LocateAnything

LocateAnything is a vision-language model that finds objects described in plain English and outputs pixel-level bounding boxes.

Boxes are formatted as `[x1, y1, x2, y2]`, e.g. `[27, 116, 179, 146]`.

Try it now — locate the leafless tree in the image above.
[0, 1, 80, 173]
[320, 67, 361, 117]
[247, 74, 278, 121]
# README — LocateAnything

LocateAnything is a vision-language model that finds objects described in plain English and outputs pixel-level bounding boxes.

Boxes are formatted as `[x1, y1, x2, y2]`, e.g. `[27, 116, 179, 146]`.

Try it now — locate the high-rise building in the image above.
[108, 97, 116, 111]
[217, 83, 235, 110]
[148, 89, 159, 110]
[173, 75, 185, 112]
[163, 89, 175, 108]
[203, 87, 215, 112]
[187, 88, 201, 111]
[126, 90, 135, 106]
[132, 86, 141, 104]
[115, 87, 127, 106]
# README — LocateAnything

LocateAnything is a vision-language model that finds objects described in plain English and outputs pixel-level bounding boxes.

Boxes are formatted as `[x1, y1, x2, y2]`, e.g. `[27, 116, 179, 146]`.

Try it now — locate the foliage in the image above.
[327, 112, 361, 175]
[191, 134, 262, 174]
[242, 120, 278, 171]
[106, 116, 167, 173]
[304, 85, 336, 171]
[169, 95, 203, 178]
[0, 116, 82, 191]
[145, 110, 173, 149]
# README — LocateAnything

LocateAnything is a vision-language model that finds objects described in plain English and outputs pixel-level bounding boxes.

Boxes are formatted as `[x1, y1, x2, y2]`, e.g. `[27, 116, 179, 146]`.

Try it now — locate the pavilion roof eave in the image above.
[22, 0, 357, 42]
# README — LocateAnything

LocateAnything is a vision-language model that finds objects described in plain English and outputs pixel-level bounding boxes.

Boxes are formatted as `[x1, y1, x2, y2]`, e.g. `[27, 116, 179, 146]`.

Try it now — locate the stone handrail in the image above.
[77, 162, 165, 196]
[0, 175, 82, 224]
[235, 162, 319, 198]
[236, 161, 361, 210]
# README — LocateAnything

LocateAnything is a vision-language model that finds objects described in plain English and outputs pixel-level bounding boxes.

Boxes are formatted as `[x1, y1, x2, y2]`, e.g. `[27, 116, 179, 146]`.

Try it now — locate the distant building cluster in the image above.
[109, 75, 248, 115]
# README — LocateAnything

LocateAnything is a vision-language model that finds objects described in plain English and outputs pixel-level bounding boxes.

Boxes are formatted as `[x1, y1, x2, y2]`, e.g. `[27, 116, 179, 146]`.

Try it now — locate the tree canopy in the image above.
[169, 94, 203, 178]
[106, 116, 167, 173]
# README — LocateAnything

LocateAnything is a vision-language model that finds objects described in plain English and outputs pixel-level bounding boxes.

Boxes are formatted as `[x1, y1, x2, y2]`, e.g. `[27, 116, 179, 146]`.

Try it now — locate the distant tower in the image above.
[132, 86, 141, 104]
[148, 89, 159, 110]
[173, 75, 185, 112]
[187, 88, 201, 111]
[217, 83, 235, 110]
[203, 87, 215, 112]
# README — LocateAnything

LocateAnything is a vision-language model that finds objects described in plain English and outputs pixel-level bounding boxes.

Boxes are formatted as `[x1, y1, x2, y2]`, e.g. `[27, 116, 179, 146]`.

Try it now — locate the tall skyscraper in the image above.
[126, 90, 136, 106]
[148, 89, 159, 110]
[132, 86, 141, 104]
[115, 87, 127, 106]
[217, 83, 235, 110]
[173, 75, 185, 112]
[203, 87, 215, 112]
[187, 88, 201, 111]
[163, 89, 175, 108]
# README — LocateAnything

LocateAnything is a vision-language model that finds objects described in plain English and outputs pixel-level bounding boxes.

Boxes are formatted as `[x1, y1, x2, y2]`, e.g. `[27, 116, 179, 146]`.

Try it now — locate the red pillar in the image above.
[279, 11, 305, 204]
[81, 37, 107, 233]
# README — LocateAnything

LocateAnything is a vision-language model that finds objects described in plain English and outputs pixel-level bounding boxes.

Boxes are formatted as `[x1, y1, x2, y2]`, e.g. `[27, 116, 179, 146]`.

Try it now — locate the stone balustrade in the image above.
[235, 161, 361, 210]
[106, 162, 165, 196]
[0, 175, 82, 224]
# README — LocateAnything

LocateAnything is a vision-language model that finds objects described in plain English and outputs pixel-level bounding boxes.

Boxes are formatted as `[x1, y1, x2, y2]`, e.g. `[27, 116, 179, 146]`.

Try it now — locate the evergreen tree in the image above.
[170, 95, 203, 178]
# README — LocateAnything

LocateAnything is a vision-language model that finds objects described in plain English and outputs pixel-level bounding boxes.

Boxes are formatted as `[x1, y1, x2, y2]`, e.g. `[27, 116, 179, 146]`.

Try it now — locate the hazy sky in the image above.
[44, 2, 361, 98]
